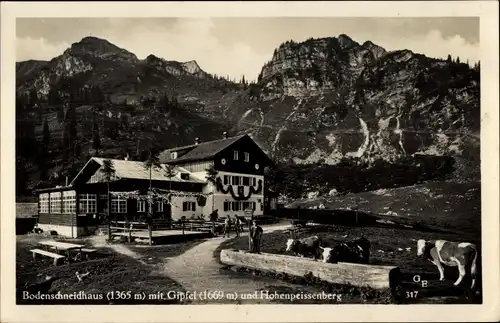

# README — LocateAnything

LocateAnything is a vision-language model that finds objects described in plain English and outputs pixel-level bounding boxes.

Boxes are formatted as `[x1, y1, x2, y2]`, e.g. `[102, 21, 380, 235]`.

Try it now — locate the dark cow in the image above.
[286, 235, 323, 260]
[416, 239, 479, 288]
[320, 237, 371, 264]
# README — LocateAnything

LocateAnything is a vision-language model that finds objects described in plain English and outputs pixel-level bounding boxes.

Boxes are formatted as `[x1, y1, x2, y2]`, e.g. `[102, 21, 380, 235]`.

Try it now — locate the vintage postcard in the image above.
[1, 1, 499, 322]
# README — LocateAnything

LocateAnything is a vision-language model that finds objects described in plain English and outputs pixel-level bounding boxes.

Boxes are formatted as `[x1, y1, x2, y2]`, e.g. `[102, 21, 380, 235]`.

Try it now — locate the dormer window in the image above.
[171, 152, 178, 159]
[233, 150, 239, 160]
[244, 152, 250, 162]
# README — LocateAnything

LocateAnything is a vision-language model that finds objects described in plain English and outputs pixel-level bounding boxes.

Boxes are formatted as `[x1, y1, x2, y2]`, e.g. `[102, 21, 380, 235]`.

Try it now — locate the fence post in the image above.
[128, 223, 132, 243]
[182, 221, 185, 235]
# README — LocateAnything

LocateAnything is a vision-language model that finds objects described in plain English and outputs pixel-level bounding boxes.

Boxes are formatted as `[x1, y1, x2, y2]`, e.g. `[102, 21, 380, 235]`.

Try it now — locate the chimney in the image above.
[195, 137, 200, 145]
[222, 131, 228, 139]
[124, 153, 129, 161]
[65, 176, 68, 186]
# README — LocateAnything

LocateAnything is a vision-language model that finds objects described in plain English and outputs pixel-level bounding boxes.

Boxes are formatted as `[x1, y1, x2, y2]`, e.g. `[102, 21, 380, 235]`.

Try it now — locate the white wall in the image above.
[170, 196, 205, 221]
[174, 170, 266, 220]
[208, 171, 265, 218]
[37, 224, 86, 237]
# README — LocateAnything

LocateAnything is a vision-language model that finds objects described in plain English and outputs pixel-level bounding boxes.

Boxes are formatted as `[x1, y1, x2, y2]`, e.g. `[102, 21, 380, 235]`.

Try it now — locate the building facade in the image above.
[34, 134, 276, 237]
[159, 133, 274, 219]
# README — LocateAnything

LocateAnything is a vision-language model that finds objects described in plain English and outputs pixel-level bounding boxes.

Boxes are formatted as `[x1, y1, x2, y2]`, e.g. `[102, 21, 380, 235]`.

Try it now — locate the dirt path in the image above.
[162, 223, 299, 304]
[88, 224, 312, 304]
[89, 234, 146, 264]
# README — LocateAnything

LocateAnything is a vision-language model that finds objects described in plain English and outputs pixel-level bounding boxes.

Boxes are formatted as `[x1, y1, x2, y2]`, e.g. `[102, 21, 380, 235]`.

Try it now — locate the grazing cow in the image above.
[286, 235, 323, 260]
[416, 239, 479, 288]
[320, 237, 371, 264]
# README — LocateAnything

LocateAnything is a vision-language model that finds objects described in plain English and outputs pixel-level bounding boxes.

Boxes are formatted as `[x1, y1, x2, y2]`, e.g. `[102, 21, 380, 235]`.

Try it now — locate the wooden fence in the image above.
[276, 208, 380, 226]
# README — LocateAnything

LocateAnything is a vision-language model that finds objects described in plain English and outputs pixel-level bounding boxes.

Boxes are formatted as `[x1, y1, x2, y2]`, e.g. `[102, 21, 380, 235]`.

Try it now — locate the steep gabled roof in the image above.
[70, 157, 205, 185]
[159, 134, 247, 164]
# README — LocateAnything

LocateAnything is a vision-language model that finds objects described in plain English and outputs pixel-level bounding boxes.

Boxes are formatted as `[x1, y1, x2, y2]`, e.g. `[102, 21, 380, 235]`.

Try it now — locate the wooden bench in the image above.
[30, 249, 65, 266]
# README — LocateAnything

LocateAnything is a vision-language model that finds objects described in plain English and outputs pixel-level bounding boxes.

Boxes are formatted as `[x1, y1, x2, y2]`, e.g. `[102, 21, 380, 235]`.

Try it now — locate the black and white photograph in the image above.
[1, 1, 499, 322]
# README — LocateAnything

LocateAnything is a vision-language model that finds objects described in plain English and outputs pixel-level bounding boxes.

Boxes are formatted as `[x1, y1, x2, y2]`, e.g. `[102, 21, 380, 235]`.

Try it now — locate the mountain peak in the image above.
[338, 34, 358, 49]
[362, 40, 387, 59]
[67, 36, 139, 63]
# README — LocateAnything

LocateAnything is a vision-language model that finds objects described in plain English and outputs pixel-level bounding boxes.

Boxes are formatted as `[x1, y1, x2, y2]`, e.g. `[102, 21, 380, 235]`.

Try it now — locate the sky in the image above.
[16, 17, 479, 81]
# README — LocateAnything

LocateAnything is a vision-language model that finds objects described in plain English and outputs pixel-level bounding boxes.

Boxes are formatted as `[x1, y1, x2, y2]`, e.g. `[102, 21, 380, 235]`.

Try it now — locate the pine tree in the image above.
[447, 54, 452, 64]
[101, 159, 116, 241]
[164, 164, 177, 193]
[242, 75, 247, 90]
[456, 56, 461, 64]
[16, 156, 29, 197]
[28, 89, 38, 109]
[42, 119, 50, 149]
[57, 104, 65, 123]
[39, 119, 51, 181]
[143, 148, 161, 245]
[143, 148, 162, 190]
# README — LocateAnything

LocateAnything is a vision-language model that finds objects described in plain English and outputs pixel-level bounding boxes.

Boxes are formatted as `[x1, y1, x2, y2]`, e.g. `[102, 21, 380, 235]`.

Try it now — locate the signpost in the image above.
[245, 207, 254, 251]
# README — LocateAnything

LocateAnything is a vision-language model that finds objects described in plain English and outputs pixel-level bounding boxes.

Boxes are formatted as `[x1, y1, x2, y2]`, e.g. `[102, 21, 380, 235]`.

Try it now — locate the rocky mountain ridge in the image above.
[16, 35, 480, 194]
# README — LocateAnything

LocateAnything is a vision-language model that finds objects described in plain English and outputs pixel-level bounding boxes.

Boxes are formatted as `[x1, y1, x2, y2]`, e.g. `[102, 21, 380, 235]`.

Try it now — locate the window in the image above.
[232, 176, 241, 186]
[180, 173, 190, 180]
[225, 201, 257, 212]
[137, 201, 146, 212]
[242, 177, 250, 186]
[171, 152, 178, 159]
[111, 196, 127, 213]
[232, 201, 240, 211]
[62, 191, 76, 214]
[39, 193, 49, 213]
[252, 178, 256, 186]
[89, 174, 97, 183]
[50, 192, 62, 213]
[182, 201, 196, 211]
[223, 175, 229, 185]
[233, 150, 238, 160]
[244, 152, 250, 162]
[260, 203, 264, 211]
[157, 202, 164, 212]
[79, 194, 97, 214]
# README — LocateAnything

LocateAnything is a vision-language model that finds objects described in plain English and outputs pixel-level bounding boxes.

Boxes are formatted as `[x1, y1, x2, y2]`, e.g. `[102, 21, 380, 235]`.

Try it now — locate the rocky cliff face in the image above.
[144, 55, 207, 79]
[239, 35, 479, 167]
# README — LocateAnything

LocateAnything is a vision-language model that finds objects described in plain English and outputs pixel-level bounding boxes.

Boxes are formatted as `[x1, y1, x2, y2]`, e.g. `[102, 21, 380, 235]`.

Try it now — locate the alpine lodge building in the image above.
[33, 133, 277, 237]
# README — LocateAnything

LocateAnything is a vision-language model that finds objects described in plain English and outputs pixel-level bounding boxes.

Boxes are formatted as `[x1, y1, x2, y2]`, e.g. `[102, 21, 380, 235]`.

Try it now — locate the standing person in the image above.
[250, 220, 263, 253]
[235, 216, 242, 237]
[223, 215, 232, 238]
[209, 209, 219, 236]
